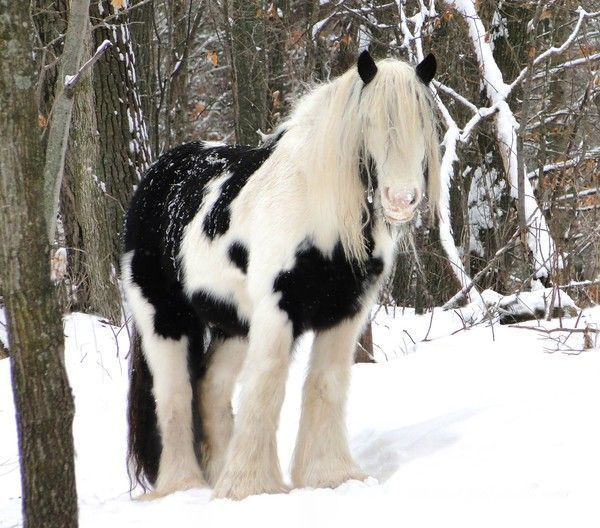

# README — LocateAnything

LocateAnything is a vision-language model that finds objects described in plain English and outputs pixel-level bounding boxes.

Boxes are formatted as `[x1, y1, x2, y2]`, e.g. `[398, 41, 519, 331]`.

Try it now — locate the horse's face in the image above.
[368, 133, 426, 225]
[358, 52, 437, 225]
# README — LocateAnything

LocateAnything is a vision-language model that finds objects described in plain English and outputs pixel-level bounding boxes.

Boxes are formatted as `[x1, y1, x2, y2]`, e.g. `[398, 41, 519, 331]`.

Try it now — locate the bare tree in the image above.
[0, 2, 78, 526]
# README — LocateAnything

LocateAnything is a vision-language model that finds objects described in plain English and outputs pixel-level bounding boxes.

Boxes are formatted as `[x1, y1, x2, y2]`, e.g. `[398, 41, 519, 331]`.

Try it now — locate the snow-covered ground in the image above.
[1, 306, 599, 528]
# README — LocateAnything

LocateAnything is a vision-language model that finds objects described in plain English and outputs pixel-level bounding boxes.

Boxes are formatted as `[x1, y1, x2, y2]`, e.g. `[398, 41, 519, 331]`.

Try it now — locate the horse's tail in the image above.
[127, 328, 160, 490]
[127, 324, 208, 491]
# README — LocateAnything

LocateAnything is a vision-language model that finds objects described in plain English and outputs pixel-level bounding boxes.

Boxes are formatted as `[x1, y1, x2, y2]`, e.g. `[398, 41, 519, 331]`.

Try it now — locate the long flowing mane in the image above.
[269, 58, 441, 261]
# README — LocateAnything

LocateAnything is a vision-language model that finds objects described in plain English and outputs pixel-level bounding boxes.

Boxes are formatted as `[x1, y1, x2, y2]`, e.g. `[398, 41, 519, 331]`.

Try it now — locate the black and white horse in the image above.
[123, 51, 440, 501]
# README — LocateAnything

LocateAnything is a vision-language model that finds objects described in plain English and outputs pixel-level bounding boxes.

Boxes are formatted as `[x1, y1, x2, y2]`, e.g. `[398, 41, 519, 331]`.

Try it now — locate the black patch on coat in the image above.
[228, 241, 249, 274]
[273, 240, 384, 337]
[190, 291, 249, 338]
[357, 50, 378, 84]
[129, 249, 196, 341]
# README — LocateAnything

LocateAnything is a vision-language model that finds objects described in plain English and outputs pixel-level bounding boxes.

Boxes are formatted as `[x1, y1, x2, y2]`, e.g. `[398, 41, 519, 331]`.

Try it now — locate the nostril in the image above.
[383, 186, 392, 204]
[409, 189, 419, 205]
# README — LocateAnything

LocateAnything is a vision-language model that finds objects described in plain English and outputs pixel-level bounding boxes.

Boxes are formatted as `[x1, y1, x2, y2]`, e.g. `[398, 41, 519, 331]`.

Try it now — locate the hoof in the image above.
[292, 460, 368, 490]
[136, 476, 208, 501]
[212, 470, 289, 501]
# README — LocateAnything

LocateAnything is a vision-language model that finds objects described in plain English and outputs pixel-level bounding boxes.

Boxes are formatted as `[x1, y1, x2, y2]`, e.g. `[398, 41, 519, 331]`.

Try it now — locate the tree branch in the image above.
[509, 7, 597, 93]
[64, 39, 112, 95]
[43, 0, 91, 243]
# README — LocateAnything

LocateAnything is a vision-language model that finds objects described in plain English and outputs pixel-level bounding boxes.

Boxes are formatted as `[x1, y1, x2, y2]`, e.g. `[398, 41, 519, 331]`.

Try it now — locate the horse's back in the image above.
[125, 141, 251, 255]
[122, 140, 273, 340]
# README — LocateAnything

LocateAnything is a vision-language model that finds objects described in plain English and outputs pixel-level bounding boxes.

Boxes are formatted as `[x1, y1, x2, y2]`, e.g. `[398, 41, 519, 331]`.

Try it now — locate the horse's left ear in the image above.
[357, 50, 377, 84]
[416, 53, 437, 85]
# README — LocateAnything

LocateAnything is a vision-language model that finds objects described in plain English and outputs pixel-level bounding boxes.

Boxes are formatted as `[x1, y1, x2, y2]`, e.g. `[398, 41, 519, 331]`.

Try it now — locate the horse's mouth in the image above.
[383, 210, 414, 225]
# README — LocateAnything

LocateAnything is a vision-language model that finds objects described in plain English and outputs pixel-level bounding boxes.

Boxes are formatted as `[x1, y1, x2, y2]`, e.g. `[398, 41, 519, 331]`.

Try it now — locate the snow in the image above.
[1, 307, 600, 527]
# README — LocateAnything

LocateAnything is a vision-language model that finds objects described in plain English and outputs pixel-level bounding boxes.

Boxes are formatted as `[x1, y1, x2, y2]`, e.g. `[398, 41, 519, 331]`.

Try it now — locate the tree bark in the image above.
[163, 0, 195, 149]
[91, 1, 152, 265]
[229, 0, 269, 145]
[129, 0, 159, 153]
[64, 31, 123, 323]
[0, 3, 78, 526]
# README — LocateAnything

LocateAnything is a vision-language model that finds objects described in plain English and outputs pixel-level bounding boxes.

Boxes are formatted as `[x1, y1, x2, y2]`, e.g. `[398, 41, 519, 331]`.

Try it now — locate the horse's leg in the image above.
[291, 314, 368, 489]
[138, 329, 207, 498]
[199, 335, 247, 486]
[212, 302, 292, 500]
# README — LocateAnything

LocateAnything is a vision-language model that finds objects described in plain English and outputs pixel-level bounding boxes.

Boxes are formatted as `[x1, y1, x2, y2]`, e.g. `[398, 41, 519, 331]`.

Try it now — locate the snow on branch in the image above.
[64, 40, 112, 95]
[532, 52, 600, 80]
[444, 0, 561, 279]
[526, 147, 600, 179]
[509, 7, 599, 92]
[433, 81, 478, 113]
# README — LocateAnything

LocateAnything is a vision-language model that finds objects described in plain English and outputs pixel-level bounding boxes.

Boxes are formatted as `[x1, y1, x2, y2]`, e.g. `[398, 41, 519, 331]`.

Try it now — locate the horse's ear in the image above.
[357, 50, 377, 84]
[416, 53, 436, 85]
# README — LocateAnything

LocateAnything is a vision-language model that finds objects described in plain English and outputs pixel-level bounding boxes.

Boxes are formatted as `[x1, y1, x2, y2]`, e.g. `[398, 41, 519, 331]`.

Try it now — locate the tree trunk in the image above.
[129, 0, 159, 153]
[229, 0, 269, 145]
[64, 32, 123, 322]
[0, 3, 78, 527]
[91, 1, 152, 265]
[265, 0, 289, 129]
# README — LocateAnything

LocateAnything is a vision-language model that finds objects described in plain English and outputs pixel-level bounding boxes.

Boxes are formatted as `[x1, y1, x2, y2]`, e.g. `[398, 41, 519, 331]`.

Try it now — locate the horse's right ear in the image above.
[357, 50, 377, 84]
[416, 53, 436, 85]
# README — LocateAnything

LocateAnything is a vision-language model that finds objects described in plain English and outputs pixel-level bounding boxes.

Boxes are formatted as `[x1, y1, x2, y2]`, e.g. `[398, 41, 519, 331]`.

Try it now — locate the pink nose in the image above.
[384, 187, 420, 209]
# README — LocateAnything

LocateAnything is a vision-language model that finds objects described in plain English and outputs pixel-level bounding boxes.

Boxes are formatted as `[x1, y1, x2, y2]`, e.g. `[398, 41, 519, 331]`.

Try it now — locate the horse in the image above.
[123, 50, 441, 501]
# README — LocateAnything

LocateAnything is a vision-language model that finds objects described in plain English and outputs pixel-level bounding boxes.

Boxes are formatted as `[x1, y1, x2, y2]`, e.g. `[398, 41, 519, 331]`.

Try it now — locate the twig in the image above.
[509, 325, 599, 334]
[64, 40, 112, 96]
[422, 307, 435, 341]
[443, 228, 521, 310]
[90, 0, 155, 28]
[402, 329, 416, 345]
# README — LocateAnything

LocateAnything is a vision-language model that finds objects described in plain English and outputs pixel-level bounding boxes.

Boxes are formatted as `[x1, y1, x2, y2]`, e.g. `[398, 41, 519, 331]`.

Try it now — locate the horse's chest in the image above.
[273, 243, 384, 336]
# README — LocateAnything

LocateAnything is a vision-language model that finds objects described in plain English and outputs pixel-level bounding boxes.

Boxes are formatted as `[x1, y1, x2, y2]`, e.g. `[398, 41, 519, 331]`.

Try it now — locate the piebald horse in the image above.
[123, 51, 440, 500]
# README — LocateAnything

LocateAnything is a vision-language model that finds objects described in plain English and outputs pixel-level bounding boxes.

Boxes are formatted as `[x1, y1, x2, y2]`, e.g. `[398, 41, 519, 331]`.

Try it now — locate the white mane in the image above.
[271, 58, 441, 261]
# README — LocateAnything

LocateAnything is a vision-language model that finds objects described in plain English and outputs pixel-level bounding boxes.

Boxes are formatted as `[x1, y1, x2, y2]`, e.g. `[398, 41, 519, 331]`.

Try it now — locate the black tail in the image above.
[127, 325, 209, 491]
[127, 329, 160, 490]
